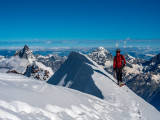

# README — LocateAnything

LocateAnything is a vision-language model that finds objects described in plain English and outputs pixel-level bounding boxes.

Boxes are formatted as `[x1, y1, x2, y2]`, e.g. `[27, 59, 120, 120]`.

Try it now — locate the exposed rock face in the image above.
[9, 45, 54, 81]
[126, 53, 160, 111]
[87, 47, 113, 66]
[14, 45, 36, 63]
[124, 53, 145, 65]
[36, 54, 67, 73]
[25, 62, 53, 81]
[143, 53, 160, 73]
[48, 51, 104, 99]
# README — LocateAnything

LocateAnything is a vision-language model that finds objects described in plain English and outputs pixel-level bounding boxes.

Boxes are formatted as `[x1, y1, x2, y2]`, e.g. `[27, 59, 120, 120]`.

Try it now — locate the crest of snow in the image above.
[27, 50, 36, 64]
[145, 54, 156, 57]
[98, 46, 105, 50]
[58, 74, 67, 86]
[127, 54, 135, 59]
[33, 61, 54, 75]
[152, 74, 160, 83]
[97, 46, 109, 54]
[104, 60, 113, 67]
[37, 55, 49, 59]
[90, 47, 110, 57]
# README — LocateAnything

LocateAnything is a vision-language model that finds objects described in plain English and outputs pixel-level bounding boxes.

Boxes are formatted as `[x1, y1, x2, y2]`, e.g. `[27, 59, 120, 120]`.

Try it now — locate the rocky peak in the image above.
[94, 46, 109, 53]
[148, 53, 160, 65]
[14, 45, 36, 63]
[87, 47, 113, 66]
[124, 53, 145, 65]
[143, 53, 160, 72]
[23, 45, 29, 52]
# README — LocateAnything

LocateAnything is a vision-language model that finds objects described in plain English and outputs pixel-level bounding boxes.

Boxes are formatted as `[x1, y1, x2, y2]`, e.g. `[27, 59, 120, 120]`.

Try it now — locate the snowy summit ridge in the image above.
[47, 51, 160, 120]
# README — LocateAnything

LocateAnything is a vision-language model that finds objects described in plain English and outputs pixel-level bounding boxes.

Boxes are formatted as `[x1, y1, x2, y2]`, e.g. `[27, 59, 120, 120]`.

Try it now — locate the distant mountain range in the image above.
[36, 54, 66, 73]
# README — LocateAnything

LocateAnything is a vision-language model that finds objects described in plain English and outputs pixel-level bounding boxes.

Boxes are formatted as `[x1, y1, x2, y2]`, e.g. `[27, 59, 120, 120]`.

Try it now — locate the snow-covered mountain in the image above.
[47, 51, 160, 120]
[0, 55, 5, 62]
[0, 45, 53, 81]
[87, 47, 113, 67]
[14, 45, 36, 63]
[36, 54, 67, 73]
[25, 61, 53, 81]
[143, 53, 160, 73]
[127, 53, 160, 111]
[124, 53, 146, 65]
[86, 48, 160, 111]
[48, 51, 104, 98]
[87, 47, 114, 75]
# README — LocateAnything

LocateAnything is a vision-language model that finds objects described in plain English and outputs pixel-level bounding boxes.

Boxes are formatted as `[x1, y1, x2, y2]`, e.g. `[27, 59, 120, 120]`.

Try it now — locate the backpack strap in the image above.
[115, 55, 122, 62]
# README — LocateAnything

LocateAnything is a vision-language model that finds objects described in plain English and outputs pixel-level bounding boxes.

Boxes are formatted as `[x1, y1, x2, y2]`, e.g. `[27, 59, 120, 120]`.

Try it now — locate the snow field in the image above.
[0, 73, 118, 120]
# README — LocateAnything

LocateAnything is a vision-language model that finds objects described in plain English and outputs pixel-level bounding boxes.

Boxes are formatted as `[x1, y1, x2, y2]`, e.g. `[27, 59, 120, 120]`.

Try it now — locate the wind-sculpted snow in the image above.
[2, 73, 159, 120]
[0, 73, 109, 120]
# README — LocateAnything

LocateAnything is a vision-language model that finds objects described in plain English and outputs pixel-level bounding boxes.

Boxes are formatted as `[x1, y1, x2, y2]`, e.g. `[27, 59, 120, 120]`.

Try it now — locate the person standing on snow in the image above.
[113, 49, 126, 85]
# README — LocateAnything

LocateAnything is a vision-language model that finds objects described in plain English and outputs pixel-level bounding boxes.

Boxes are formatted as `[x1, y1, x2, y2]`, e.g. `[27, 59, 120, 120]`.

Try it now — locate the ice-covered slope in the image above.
[0, 73, 160, 120]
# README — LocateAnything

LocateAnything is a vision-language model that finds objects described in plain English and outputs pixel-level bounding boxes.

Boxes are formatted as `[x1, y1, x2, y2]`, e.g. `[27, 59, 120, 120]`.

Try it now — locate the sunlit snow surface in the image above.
[0, 73, 160, 120]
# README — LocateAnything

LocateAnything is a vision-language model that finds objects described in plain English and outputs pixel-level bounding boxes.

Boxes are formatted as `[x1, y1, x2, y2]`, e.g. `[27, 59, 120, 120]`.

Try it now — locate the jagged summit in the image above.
[143, 53, 160, 72]
[96, 46, 105, 51]
[94, 46, 109, 53]
[124, 53, 145, 65]
[14, 45, 36, 63]
[87, 46, 113, 66]
[23, 44, 29, 51]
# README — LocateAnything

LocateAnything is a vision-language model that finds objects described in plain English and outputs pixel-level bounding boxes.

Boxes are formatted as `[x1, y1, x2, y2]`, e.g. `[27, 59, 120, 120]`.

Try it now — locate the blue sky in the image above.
[0, 0, 160, 48]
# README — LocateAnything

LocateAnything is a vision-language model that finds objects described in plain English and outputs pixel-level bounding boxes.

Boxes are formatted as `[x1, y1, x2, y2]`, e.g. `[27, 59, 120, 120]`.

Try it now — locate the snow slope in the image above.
[48, 51, 160, 120]
[0, 73, 160, 120]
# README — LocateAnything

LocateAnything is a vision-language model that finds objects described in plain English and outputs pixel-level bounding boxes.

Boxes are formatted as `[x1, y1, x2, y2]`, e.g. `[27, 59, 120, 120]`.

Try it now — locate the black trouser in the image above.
[116, 67, 122, 83]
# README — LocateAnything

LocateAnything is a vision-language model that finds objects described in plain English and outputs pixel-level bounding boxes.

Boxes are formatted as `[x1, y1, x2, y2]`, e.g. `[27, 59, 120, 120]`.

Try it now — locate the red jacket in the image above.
[113, 53, 126, 69]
